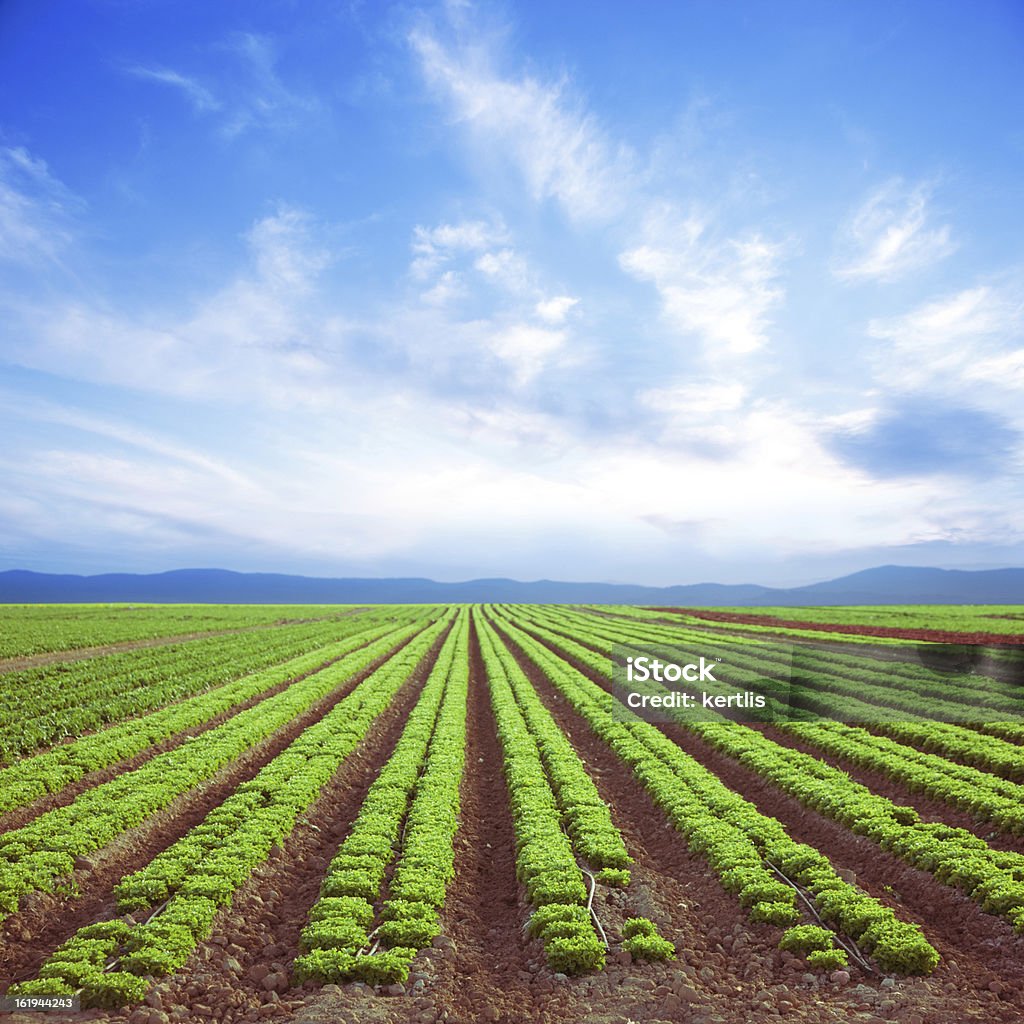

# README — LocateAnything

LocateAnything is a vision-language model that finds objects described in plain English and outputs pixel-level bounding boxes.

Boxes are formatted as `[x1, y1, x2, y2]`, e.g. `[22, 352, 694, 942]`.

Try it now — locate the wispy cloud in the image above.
[0, 147, 79, 267]
[410, 218, 507, 277]
[833, 178, 956, 283]
[124, 32, 317, 139]
[409, 24, 636, 222]
[619, 206, 786, 363]
[865, 280, 1024, 436]
[219, 32, 319, 138]
[487, 323, 567, 385]
[535, 295, 578, 324]
[125, 65, 222, 113]
[7, 204, 339, 408]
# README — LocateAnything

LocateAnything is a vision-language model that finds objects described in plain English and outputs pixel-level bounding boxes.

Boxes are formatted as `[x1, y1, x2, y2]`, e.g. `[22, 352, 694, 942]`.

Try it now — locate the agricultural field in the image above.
[1, 604, 1023, 1024]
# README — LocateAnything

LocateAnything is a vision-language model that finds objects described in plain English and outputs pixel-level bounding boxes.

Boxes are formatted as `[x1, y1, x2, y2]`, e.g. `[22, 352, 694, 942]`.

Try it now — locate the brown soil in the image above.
[416, 615, 538, 1023]
[0, 628, 421, 987]
[653, 608, 1024, 647]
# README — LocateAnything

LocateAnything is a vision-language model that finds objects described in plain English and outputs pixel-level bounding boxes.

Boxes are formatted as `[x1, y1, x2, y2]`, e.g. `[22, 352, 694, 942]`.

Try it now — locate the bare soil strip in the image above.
[0, 635, 390, 835]
[654, 607, 1024, 647]
[419, 617, 538, 1024]
[0, 628, 424, 987]
[517, 621, 1024, 1022]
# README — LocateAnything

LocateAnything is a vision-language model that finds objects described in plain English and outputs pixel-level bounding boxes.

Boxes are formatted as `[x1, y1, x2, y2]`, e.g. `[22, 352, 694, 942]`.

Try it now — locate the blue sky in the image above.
[1, 0, 1023, 586]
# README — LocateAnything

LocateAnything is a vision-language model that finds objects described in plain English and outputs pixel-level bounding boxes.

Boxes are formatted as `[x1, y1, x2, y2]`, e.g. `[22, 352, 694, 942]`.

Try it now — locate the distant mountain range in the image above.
[0, 565, 1022, 605]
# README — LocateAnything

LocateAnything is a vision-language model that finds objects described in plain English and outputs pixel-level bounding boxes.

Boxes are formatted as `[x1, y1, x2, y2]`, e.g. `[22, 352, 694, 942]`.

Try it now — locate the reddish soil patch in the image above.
[652, 608, 1024, 646]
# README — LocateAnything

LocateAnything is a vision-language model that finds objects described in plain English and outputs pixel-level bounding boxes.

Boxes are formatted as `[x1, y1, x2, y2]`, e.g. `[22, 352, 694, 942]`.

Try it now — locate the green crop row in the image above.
[0, 613, 411, 762]
[0, 618, 433, 920]
[0, 617, 409, 816]
[522, 606, 1024, 780]
[0, 604, 359, 660]
[9, 614, 454, 1008]
[476, 615, 631, 875]
[296, 610, 470, 986]
[532, 604, 1023, 723]
[781, 721, 1024, 834]
[480, 616, 607, 975]
[514, 609, 1024, 938]
[545, 616, 1024, 834]
[491, 610, 939, 975]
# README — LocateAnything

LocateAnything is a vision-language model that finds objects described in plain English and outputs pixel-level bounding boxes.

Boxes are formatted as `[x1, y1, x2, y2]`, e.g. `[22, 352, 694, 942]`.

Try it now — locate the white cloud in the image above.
[641, 380, 747, 419]
[7, 205, 338, 408]
[834, 179, 956, 283]
[487, 323, 566, 385]
[420, 269, 465, 306]
[620, 208, 785, 362]
[410, 26, 635, 222]
[124, 33, 317, 139]
[246, 205, 330, 291]
[474, 247, 529, 291]
[866, 280, 1024, 425]
[535, 295, 578, 324]
[410, 218, 507, 277]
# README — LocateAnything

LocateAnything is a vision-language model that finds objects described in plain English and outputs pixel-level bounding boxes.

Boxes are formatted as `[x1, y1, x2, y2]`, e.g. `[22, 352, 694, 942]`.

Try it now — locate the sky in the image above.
[1, 0, 1023, 587]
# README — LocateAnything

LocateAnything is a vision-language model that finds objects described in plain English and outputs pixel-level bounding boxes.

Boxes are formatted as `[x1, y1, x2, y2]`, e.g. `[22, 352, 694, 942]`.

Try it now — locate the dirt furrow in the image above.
[421, 617, 538, 1024]
[488, 617, 802, 1023]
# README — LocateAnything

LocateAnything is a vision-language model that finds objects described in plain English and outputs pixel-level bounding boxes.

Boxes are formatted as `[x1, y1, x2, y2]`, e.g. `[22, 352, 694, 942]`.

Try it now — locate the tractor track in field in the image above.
[0, 627, 427, 989]
[0, 631, 395, 835]
[512, 617, 1024, 1023]
[94, 621, 456, 1024]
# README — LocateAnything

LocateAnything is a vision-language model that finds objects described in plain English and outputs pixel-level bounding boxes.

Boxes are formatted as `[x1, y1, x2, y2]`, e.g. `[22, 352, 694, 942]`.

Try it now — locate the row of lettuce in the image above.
[528, 602, 1024, 827]
[506, 606, 1024, 938]
[9, 613, 455, 1006]
[0, 604, 347, 660]
[15, 603, 1024, 1006]
[488, 610, 938, 975]
[0, 609, 429, 816]
[0, 614, 440, 920]
[0, 611, 429, 763]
